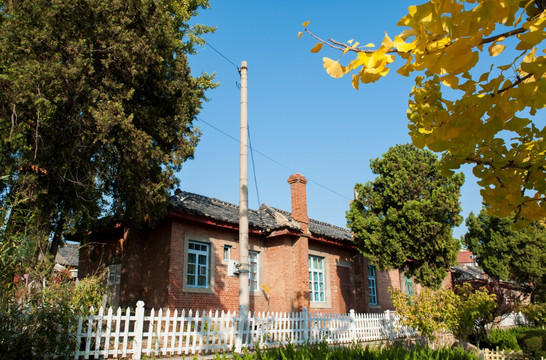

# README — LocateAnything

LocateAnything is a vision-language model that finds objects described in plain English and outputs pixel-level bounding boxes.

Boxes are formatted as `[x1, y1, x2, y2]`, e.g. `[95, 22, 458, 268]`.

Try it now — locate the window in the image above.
[187, 241, 209, 288]
[368, 265, 377, 305]
[107, 264, 121, 286]
[223, 245, 231, 261]
[249, 251, 259, 292]
[309, 255, 325, 302]
[405, 274, 414, 296]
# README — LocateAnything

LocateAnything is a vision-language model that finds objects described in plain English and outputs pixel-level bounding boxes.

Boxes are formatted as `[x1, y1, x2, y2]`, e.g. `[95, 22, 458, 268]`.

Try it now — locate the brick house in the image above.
[79, 174, 442, 313]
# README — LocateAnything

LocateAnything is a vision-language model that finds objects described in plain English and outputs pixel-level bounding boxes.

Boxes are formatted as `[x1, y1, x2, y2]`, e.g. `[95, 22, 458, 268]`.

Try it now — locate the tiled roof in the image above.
[170, 191, 352, 243]
[457, 250, 475, 264]
[55, 243, 79, 267]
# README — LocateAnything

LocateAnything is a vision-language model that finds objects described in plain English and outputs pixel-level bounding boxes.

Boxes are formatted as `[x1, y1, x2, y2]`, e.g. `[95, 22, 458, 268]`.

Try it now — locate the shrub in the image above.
[482, 328, 521, 350]
[521, 303, 546, 327]
[391, 283, 496, 342]
[517, 329, 546, 360]
[217, 342, 479, 360]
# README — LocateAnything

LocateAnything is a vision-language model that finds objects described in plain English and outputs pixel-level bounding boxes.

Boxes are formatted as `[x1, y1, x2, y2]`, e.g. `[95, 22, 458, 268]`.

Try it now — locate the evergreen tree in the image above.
[464, 208, 546, 301]
[0, 0, 214, 256]
[347, 144, 464, 288]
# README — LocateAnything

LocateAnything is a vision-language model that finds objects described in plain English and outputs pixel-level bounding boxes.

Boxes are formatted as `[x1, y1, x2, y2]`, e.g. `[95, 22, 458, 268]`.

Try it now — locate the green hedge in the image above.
[214, 343, 479, 360]
[517, 329, 546, 360]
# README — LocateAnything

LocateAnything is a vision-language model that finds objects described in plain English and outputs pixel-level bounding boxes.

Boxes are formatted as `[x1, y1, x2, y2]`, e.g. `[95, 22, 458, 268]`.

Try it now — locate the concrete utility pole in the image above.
[238, 61, 249, 315]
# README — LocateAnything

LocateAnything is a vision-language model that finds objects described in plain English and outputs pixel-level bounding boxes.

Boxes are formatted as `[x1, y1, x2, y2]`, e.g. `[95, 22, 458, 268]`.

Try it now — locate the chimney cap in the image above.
[287, 173, 307, 184]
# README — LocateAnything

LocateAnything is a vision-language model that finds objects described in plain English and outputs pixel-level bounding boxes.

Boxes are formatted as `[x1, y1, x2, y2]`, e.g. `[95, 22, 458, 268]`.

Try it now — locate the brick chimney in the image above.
[287, 173, 310, 235]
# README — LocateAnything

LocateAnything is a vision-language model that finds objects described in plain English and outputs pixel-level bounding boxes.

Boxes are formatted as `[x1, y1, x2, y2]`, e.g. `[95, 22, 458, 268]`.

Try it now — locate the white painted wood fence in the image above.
[73, 301, 414, 359]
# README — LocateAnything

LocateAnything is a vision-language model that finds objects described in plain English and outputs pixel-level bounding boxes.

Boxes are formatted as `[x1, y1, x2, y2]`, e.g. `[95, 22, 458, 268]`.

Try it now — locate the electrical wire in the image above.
[195, 117, 352, 202]
[190, 32, 351, 202]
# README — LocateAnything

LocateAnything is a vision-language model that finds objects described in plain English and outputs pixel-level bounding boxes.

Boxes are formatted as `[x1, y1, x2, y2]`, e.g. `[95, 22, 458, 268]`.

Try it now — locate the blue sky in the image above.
[179, 0, 483, 239]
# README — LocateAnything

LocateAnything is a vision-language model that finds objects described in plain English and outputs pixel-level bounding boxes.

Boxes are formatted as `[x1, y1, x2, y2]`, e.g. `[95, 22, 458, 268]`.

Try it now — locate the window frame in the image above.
[405, 273, 414, 296]
[183, 235, 215, 294]
[249, 251, 259, 292]
[309, 255, 326, 304]
[368, 265, 378, 306]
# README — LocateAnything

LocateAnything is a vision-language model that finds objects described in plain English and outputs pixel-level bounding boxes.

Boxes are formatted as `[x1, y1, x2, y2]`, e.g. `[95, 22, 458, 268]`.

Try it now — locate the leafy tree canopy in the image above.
[464, 207, 546, 301]
[302, 0, 546, 223]
[0, 0, 215, 255]
[346, 144, 463, 289]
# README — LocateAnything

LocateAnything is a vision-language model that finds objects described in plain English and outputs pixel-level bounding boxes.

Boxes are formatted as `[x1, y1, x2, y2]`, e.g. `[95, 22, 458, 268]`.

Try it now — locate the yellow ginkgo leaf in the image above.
[302, 20, 310, 27]
[489, 43, 506, 57]
[323, 57, 345, 78]
[297, 32, 303, 40]
[311, 43, 323, 53]
[394, 36, 416, 52]
[364, 43, 375, 48]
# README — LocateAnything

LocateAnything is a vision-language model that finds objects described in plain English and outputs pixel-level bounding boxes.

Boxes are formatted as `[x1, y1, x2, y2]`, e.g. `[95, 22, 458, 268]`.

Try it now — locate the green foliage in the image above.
[346, 144, 463, 288]
[520, 303, 546, 327]
[0, 0, 214, 256]
[479, 327, 534, 351]
[517, 329, 546, 360]
[0, 273, 105, 360]
[464, 208, 546, 300]
[211, 342, 477, 360]
[215, 342, 479, 360]
[391, 284, 496, 342]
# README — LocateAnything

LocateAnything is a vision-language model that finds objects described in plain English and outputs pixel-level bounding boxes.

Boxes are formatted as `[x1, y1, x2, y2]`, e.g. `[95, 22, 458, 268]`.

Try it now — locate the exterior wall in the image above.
[140, 221, 171, 309]
[308, 241, 362, 314]
[260, 236, 300, 312]
[78, 230, 123, 279]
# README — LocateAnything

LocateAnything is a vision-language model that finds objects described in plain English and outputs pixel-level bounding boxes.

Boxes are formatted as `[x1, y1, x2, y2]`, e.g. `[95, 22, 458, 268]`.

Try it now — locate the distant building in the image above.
[457, 250, 478, 267]
[54, 242, 79, 279]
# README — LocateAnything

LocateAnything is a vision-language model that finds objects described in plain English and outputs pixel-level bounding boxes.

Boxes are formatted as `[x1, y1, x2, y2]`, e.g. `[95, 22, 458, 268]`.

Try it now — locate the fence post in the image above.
[384, 310, 394, 341]
[132, 301, 145, 360]
[235, 305, 247, 353]
[349, 309, 356, 342]
[302, 307, 309, 343]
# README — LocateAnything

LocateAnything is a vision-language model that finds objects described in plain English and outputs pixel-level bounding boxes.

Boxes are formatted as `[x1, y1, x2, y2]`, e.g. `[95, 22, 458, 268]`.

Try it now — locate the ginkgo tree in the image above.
[301, 0, 546, 222]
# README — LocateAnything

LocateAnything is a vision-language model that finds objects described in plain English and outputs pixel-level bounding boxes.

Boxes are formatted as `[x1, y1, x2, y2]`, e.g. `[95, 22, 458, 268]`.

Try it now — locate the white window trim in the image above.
[249, 251, 259, 292]
[183, 234, 215, 294]
[308, 250, 331, 309]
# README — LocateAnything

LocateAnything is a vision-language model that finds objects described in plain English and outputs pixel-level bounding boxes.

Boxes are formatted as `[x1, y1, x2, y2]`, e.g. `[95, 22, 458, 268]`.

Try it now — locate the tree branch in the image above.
[465, 157, 545, 172]
[495, 73, 534, 96]
[480, 27, 527, 45]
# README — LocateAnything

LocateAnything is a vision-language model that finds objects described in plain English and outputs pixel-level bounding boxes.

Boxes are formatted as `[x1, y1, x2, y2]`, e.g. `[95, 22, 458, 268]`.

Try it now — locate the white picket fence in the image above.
[73, 301, 415, 359]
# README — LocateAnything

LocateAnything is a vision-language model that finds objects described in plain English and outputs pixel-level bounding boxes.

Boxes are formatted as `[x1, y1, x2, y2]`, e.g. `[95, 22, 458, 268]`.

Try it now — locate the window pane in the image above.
[187, 264, 195, 275]
[198, 275, 206, 286]
[198, 254, 207, 265]
[188, 253, 196, 263]
[187, 275, 195, 285]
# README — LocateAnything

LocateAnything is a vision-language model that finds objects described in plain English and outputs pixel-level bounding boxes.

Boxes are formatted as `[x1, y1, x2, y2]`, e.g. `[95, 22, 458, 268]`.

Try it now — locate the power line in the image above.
[195, 117, 352, 202]
[191, 32, 240, 71]
[248, 124, 261, 206]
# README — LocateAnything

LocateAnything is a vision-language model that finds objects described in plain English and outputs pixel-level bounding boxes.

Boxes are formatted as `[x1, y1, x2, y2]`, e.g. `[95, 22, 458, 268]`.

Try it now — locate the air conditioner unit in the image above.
[227, 259, 240, 276]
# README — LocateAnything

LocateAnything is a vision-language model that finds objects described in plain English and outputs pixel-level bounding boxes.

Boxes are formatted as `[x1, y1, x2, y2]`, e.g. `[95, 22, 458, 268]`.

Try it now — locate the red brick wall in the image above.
[141, 221, 171, 308]
[308, 242, 362, 314]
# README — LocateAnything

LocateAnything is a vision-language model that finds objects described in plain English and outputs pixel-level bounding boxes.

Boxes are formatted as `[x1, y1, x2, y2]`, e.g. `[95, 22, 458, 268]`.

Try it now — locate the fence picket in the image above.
[72, 302, 435, 359]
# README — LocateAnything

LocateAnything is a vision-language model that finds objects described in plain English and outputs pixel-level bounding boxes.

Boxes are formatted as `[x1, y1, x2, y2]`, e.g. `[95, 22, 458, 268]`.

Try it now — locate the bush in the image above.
[481, 328, 522, 350]
[217, 342, 480, 360]
[517, 329, 546, 360]
[521, 303, 546, 327]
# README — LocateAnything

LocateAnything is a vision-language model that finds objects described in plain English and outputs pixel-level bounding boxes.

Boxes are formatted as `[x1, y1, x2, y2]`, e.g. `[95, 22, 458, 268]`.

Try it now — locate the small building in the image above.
[457, 250, 478, 267]
[79, 174, 443, 313]
[54, 242, 79, 279]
